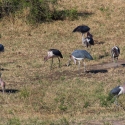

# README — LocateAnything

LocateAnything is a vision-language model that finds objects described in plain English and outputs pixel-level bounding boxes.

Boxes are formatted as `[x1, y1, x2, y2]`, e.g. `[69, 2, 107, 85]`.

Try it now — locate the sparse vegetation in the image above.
[0, 0, 125, 124]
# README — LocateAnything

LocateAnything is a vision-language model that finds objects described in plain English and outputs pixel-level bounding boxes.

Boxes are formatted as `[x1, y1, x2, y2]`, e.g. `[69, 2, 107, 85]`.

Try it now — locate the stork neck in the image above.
[82, 34, 85, 43]
[82, 34, 85, 39]
[122, 84, 125, 94]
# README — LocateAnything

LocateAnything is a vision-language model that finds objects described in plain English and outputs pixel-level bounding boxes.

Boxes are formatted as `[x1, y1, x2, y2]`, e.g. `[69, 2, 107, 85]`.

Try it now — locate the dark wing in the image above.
[110, 86, 121, 95]
[117, 46, 120, 54]
[87, 37, 94, 45]
[82, 50, 93, 60]
[0, 44, 4, 52]
[73, 25, 90, 33]
[49, 49, 63, 58]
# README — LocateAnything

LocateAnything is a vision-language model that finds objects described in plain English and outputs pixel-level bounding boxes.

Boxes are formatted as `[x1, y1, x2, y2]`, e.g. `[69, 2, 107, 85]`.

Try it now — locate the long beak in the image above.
[44, 56, 48, 63]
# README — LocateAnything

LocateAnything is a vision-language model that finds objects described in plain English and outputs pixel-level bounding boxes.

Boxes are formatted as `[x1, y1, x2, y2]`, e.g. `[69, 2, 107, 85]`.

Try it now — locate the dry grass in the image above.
[0, 0, 125, 124]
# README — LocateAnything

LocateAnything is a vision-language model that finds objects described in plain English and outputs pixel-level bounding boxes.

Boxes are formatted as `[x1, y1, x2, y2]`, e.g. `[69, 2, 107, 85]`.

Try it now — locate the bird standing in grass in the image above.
[83, 32, 94, 48]
[111, 46, 120, 63]
[0, 74, 5, 94]
[109, 84, 125, 105]
[44, 49, 63, 69]
[67, 50, 93, 73]
[73, 25, 94, 47]
[0, 44, 4, 52]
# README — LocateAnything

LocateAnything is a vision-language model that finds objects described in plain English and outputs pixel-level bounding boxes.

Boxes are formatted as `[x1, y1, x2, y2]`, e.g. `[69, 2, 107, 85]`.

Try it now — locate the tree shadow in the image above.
[52, 10, 94, 20]
[0, 89, 19, 93]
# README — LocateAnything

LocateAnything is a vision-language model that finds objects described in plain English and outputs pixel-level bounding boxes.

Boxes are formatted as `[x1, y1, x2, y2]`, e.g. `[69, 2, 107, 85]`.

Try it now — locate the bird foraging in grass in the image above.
[109, 84, 125, 105]
[83, 32, 94, 48]
[67, 50, 93, 73]
[111, 46, 120, 63]
[73, 25, 94, 47]
[44, 49, 63, 69]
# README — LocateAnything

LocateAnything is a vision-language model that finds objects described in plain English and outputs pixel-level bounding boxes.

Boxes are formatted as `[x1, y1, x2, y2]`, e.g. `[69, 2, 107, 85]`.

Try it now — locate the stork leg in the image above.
[83, 60, 86, 72]
[58, 57, 61, 68]
[113, 57, 114, 63]
[114, 96, 119, 105]
[114, 58, 118, 67]
[82, 34, 85, 46]
[116, 57, 118, 67]
[89, 45, 92, 52]
[78, 61, 81, 74]
[2, 87, 5, 94]
[50, 58, 53, 70]
[73, 58, 77, 65]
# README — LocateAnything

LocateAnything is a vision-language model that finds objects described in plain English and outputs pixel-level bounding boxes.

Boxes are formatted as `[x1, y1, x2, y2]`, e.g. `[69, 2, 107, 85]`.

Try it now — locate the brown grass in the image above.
[0, 0, 125, 124]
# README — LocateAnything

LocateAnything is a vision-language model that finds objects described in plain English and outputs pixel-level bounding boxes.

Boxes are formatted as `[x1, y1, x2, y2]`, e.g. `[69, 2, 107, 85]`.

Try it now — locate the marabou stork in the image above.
[83, 32, 94, 48]
[0, 44, 4, 52]
[0, 78, 5, 94]
[67, 50, 93, 72]
[111, 46, 120, 63]
[44, 49, 63, 69]
[109, 84, 125, 105]
[0, 73, 5, 94]
[73, 25, 94, 47]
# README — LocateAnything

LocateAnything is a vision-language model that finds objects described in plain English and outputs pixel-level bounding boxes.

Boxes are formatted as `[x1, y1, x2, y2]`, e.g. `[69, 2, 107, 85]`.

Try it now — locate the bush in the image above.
[0, 0, 78, 23]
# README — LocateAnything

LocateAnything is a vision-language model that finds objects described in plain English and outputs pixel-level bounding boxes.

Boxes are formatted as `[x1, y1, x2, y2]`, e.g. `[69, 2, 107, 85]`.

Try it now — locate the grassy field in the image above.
[0, 0, 125, 124]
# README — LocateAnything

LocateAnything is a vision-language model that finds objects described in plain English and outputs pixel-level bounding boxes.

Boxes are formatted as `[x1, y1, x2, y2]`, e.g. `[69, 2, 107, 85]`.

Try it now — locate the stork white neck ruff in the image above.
[114, 46, 118, 50]
[48, 51, 54, 57]
[72, 55, 84, 61]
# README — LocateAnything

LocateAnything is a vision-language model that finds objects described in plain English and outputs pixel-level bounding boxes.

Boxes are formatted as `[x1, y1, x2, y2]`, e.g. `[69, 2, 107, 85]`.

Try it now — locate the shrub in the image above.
[0, 0, 78, 23]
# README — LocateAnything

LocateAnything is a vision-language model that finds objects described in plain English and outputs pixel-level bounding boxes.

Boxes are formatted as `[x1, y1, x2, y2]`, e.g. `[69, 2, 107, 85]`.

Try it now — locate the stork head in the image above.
[87, 32, 93, 38]
[44, 56, 49, 62]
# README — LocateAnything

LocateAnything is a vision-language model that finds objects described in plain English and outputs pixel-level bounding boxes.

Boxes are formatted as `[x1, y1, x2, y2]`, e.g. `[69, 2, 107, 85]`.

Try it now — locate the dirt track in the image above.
[46, 60, 125, 81]
[89, 60, 125, 71]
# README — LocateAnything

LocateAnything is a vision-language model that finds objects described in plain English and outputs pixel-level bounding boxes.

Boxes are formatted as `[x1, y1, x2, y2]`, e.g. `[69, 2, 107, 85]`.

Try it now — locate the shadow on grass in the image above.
[94, 40, 105, 45]
[121, 64, 125, 67]
[0, 89, 19, 93]
[86, 69, 108, 73]
[0, 68, 9, 71]
[77, 11, 94, 17]
[52, 10, 94, 20]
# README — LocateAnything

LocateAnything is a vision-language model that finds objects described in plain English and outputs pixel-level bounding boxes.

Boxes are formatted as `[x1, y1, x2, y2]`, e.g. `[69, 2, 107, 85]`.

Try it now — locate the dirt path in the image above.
[89, 60, 125, 71]
[46, 60, 125, 80]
